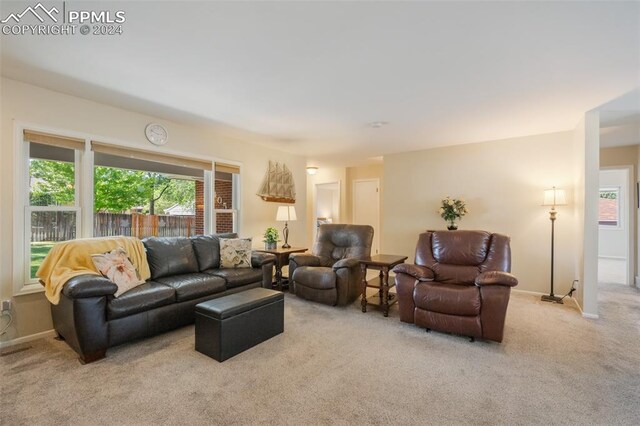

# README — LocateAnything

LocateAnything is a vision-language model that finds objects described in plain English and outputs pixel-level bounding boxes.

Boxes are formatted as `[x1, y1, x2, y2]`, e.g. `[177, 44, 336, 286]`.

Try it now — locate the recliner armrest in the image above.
[62, 274, 118, 299]
[289, 254, 321, 268]
[332, 258, 360, 271]
[252, 252, 276, 267]
[392, 264, 434, 281]
[475, 271, 518, 287]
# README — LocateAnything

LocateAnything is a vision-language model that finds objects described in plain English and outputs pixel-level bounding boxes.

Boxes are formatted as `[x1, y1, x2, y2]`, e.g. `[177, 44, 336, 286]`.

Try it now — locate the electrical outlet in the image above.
[572, 280, 580, 290]
[1, 300, 11, 312]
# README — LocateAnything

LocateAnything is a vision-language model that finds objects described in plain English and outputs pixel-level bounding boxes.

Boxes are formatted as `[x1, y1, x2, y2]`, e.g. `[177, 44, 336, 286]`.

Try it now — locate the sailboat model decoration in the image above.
[257, 160, 296, 203]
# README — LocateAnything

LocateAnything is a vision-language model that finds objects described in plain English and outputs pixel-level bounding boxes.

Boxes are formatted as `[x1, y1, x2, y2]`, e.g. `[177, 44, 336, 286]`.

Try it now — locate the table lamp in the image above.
[276, 206, 297, 248]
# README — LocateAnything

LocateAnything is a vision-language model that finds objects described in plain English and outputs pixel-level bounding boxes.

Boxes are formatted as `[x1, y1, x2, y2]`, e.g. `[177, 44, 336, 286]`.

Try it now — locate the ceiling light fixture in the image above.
[368, 121, 389, 128]
[306, 166, 318, 175]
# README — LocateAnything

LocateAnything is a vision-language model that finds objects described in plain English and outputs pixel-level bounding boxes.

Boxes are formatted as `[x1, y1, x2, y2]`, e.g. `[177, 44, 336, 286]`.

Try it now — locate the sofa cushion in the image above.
[205, 268, 263, 289]
[107, 281, 176, 320]
[191, 233, 238, 271]
[413, 282, 481, 316]
[156, 273, 226, 302]
[92, 247, 145, 297]
[143, 237, 200, 280]
[292, 266, 336, 290]
[219, 238, 252, 268]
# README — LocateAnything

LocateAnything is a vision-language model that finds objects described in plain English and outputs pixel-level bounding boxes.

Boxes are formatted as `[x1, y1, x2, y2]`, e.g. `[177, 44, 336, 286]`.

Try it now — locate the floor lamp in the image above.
[541, 187, 567, 304]
[276, 206, 297, 248]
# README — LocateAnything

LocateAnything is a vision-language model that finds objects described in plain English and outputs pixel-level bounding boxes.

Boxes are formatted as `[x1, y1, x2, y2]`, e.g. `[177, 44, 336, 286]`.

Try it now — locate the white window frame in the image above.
[212, 159, 242, 234]
[13, 124, 87, 295]
[598, 187, 621, 229]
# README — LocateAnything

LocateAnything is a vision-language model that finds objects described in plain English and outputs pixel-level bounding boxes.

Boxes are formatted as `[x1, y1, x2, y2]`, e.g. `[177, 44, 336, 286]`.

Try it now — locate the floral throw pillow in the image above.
[92, 247, 145, 297]
[219, 238, 252, 269]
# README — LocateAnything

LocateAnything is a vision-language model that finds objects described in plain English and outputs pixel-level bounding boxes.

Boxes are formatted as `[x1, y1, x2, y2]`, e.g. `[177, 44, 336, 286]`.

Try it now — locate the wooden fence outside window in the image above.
[31, 212, 195, 242]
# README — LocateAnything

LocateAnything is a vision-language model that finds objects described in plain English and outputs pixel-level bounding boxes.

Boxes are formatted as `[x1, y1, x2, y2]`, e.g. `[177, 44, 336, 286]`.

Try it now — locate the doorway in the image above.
[353, 179, 380, 255]
[597, 167, 632, 286]
[314, 181, 340, 242]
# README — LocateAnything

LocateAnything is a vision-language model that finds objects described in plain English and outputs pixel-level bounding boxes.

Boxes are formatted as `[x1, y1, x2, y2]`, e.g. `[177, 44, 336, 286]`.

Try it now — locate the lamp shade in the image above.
[542, 187, 567, 207]
[276, 206, 297, 221]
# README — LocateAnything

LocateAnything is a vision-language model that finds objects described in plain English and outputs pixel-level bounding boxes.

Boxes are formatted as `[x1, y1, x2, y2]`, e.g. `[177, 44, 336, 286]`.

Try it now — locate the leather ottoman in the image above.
[195, 287, 284, 361]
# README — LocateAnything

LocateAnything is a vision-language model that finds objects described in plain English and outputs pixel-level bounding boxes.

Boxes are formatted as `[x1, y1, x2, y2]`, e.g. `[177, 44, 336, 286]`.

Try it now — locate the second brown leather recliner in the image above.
[393, 230, 518, 342]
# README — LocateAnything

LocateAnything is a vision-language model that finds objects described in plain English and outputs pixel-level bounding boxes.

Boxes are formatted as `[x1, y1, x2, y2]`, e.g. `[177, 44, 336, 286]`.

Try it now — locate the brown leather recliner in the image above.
[289, 224, 374, 306]
[393, 230, 518, 342]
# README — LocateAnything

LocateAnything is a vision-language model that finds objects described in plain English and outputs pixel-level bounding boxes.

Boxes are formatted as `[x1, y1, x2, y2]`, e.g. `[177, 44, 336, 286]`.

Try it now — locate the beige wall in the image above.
[383, 131, 579, 295]
[0, 78, 307, 342]
[601, 145, 639, 168]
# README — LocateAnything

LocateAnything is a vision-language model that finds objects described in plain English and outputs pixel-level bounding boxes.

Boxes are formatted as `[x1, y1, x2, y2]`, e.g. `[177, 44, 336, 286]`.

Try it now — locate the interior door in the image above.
[353, 179, 380, 255]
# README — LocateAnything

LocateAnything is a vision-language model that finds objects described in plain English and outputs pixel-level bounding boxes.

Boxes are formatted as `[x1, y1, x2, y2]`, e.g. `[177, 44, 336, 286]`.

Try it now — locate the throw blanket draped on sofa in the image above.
[37, 236, 151, 305]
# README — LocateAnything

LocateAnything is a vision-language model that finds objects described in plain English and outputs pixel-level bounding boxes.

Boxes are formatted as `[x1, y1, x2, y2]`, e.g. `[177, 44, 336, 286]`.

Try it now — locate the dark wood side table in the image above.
[254, 247, 307, 292]
[359, 254, 408, 317]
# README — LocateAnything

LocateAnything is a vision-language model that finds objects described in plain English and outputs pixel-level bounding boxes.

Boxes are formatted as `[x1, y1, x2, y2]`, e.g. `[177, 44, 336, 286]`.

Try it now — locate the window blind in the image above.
[91, 141, 212, 171]
[215, 163, 240, 174]
[23, 130, 85, 151]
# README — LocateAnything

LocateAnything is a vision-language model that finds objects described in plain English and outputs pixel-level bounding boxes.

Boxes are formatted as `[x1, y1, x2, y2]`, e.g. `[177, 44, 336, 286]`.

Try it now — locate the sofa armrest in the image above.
[289, 253, 321, 267]
[392, 264, 434, 281]
[475, 271, 518, 287]
[332, 258, 360, 271]
[252, 252, 276, 268]
[62, 274, 118, 299]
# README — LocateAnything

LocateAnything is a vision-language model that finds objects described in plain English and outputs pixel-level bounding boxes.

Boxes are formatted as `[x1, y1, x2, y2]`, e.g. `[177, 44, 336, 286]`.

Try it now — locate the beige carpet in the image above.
[598, 257, 627, 285]
[2, 286, 640, 425]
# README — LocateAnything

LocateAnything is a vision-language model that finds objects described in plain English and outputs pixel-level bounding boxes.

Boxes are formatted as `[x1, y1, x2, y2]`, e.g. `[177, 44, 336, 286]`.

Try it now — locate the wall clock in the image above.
[145, 123, 169, 146]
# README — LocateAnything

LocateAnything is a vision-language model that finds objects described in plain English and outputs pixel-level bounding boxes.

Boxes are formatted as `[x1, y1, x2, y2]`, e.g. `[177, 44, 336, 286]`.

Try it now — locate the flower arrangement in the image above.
[439, 197, 468, 230]
[263, 227, 279, 248]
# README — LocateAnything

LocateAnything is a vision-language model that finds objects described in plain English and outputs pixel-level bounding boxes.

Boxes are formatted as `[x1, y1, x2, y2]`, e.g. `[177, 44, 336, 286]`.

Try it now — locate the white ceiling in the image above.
[1, 1, 639, 166]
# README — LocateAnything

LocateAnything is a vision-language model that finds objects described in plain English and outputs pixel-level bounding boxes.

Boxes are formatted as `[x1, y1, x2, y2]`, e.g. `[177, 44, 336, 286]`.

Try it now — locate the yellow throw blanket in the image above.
[37, 236, 150, 305]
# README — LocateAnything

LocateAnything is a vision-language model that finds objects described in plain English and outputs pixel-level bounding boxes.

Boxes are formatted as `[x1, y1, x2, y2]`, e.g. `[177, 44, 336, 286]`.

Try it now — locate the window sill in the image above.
[14, 283, 45, 296]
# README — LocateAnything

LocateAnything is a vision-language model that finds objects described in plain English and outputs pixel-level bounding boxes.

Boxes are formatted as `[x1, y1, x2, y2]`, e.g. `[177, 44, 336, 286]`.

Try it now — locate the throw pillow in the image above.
[92, 247, 145, 297]
[219, 238, 252, 268]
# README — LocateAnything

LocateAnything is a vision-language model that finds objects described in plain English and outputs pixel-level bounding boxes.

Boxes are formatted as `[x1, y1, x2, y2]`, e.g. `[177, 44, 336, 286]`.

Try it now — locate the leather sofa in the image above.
[393, 230, 518, 342]
[289, 224, 373, 306]
[50, 233, 275, 363]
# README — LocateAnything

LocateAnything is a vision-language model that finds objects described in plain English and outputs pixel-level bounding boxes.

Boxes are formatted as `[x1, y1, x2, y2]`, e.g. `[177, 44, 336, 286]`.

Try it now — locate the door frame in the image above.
[599, 165, 635, 286]
[352, 178, 380, 255]
[313, 181, 341, 243]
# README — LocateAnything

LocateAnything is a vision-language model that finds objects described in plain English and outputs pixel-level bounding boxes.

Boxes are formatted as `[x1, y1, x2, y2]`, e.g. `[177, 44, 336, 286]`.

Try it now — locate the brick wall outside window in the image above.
[194, 179, 235, 234]
[215, 179, 234, 233]
[195, 180, 205, 235]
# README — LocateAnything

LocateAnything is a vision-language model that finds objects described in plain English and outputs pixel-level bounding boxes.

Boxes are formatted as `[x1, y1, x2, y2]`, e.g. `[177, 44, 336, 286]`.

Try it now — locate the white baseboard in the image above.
[0, 329, 56, 349]
[513, 290, 599, 319]
[568, 297, 599, 319]
[598, 255, 626, 260]
[512, 289, 547, 296]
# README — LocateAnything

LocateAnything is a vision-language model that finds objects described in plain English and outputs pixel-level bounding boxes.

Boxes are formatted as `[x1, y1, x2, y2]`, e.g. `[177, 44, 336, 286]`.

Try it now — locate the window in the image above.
[214, 163, 240, 233]
[16, 128, 238, 294]
[23, 131, 84, 284]
[92, 142, 205, 239]
[599, 188, 620, 227]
